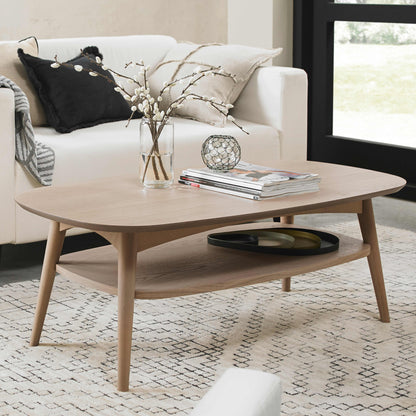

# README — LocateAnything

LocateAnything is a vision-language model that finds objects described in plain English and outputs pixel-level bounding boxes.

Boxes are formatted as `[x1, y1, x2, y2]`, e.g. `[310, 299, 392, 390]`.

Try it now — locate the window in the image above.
[293, 0, 416, 200]
[333, 21, 416, 148]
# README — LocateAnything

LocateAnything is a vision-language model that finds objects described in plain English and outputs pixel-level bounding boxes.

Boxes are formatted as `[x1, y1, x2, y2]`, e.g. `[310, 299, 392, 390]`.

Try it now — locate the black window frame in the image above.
[293, 0, 416, 201]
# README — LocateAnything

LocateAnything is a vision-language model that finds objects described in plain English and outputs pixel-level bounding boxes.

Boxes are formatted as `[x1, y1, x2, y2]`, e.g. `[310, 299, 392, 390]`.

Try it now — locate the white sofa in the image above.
[0, 35, 307, 245]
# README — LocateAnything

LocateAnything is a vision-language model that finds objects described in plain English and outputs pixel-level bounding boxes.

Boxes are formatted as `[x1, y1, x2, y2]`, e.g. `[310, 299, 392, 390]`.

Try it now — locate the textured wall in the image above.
[1, 0, 293, 65]
[228, 0, 293, 67]
[273, 0, 293, 67]
[0, 0, 227, 43]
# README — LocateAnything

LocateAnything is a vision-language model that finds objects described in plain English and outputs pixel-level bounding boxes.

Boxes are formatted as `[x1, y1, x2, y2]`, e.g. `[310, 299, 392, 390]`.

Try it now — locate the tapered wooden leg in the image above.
[281, 215, 294, 292]
[117, 233, 137, 392]
[281, 277, 291, 292]
[357, 199, 390, 323]
[30, 221, 66, 346]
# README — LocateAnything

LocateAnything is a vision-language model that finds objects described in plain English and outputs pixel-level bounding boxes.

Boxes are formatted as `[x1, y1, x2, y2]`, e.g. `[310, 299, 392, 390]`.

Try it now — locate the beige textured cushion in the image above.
[149, 43, 282, 127]
[0, 37, 47, 126]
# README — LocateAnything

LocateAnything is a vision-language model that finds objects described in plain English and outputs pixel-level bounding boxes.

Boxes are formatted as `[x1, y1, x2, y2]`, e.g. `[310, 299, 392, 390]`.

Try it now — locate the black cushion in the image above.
[18, 47, 137, 133]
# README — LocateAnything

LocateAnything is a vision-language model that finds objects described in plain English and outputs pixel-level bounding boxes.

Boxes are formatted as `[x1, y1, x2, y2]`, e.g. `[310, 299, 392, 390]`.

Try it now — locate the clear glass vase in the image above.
[139, 119, 174, 188]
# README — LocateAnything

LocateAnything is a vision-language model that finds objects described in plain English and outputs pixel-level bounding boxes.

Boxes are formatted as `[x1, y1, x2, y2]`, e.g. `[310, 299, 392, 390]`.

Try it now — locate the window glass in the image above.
[333, 21, 416, 148]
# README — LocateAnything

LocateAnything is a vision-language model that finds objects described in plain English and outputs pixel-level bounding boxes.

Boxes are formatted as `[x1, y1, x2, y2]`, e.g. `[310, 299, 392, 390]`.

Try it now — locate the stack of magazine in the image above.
[179, 161, 321, 200]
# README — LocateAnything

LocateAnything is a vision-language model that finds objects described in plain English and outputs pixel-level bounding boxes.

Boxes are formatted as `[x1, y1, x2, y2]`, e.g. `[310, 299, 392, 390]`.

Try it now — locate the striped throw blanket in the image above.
[0, 75, 54, 186]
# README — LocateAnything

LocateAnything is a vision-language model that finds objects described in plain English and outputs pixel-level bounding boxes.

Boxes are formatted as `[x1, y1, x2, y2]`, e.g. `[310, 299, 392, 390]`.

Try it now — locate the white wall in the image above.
[0, 0, 227, 44]
[1, 0, 293, 66]
[228, 0, 274, 48]
[273, 0, 293, 67]
[228, 0, 293, 67]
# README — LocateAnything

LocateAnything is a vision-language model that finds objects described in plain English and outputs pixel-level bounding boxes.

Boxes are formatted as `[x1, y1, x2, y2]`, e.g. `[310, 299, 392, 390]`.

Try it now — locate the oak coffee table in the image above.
[16, 161, 405, 391]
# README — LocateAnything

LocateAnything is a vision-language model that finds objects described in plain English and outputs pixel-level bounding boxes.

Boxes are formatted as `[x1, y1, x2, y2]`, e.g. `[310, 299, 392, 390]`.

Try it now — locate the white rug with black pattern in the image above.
[1, 222, 415, 415]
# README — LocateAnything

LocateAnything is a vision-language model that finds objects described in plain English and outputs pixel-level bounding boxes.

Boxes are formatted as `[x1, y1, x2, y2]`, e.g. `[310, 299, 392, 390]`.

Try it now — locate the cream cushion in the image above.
[149, 43, 282, 127]
[0, 37, 47, 126]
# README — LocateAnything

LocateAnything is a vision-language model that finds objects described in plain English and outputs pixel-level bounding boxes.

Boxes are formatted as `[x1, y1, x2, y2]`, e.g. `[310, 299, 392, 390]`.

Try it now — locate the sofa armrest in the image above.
[233, 66, 308, 161]
[0, 88, 16, 244]
[189, 368, 282, 416]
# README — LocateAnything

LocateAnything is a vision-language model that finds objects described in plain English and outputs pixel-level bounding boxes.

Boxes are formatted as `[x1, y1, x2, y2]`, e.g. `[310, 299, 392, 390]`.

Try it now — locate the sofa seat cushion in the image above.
[31, 117, 280, 186]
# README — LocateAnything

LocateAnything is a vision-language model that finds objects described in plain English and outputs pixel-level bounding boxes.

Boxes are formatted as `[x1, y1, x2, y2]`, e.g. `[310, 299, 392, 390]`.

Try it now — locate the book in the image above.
[179, 176, 319, 199]
[182, 161, 320, 191]
[180, 175, 262, 196]
[181, 161, 320, 198]
[180, 175, 319, 198]
[178, 179, 261, 200]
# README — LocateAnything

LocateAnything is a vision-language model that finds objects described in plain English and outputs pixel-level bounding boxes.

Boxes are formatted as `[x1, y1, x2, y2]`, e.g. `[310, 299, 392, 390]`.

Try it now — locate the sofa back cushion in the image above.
[0, 37, 47, 126]
[38, 35, 176, 94]
[148, 43, 281, 127]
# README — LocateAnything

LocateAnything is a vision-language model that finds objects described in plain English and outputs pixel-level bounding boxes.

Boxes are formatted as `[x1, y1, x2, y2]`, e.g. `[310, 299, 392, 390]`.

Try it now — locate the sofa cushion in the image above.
[30, 117, 280, 186]
[18, 47, 134, 133]
[0, 37, 47, 126]
[37, 35, 177, 95]
[149, 43, 282, 127]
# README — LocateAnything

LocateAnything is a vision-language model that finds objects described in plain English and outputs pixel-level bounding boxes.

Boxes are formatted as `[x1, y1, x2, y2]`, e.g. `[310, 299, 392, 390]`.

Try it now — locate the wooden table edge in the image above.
[15, 182, 405, 233]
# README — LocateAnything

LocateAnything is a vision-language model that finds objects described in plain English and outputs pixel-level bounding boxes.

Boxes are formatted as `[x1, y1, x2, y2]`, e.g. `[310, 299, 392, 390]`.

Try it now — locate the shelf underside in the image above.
[56, 224, 370, 299]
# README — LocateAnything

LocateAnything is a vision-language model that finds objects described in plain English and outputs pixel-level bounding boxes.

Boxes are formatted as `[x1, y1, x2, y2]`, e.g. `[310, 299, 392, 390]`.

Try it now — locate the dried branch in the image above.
[51, 53, 249, 183]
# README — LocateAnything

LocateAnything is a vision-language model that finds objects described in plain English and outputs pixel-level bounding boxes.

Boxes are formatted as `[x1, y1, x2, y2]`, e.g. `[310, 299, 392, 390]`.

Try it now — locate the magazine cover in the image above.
[184, 161, 319, 188]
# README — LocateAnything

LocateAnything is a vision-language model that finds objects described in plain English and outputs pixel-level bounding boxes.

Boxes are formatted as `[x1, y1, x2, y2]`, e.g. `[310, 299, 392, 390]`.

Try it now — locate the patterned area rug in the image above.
[1, 222, 415, 415]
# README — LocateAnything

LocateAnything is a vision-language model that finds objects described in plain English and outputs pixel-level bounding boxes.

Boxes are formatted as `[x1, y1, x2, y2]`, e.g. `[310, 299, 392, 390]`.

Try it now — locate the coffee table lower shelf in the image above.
[56, 229, 371, 299]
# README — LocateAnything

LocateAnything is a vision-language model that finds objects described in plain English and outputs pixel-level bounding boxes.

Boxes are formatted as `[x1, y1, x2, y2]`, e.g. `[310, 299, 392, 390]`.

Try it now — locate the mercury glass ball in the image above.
[201, 135, 241, 171]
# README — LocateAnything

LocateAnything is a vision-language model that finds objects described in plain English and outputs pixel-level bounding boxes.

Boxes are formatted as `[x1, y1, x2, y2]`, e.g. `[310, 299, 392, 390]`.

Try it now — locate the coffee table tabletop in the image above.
[15, 161, 406, 391]
[16, 161, 405, 232]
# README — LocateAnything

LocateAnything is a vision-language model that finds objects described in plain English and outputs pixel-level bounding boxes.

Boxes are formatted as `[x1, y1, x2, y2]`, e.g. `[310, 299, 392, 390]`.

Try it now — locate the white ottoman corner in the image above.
[189, 368, 282, 416]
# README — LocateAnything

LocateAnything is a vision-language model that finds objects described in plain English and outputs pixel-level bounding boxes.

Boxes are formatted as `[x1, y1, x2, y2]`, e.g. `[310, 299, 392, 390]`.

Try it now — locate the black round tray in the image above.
[207, 227, 339, 256]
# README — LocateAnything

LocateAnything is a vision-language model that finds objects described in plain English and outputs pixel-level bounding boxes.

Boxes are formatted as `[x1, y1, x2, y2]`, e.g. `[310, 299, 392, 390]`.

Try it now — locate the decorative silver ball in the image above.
[201, 135, 241, 171]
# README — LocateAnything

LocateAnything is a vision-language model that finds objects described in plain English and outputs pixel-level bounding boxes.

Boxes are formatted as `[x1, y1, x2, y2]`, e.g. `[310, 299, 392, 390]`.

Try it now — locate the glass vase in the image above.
[139, 119, 174, 189]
